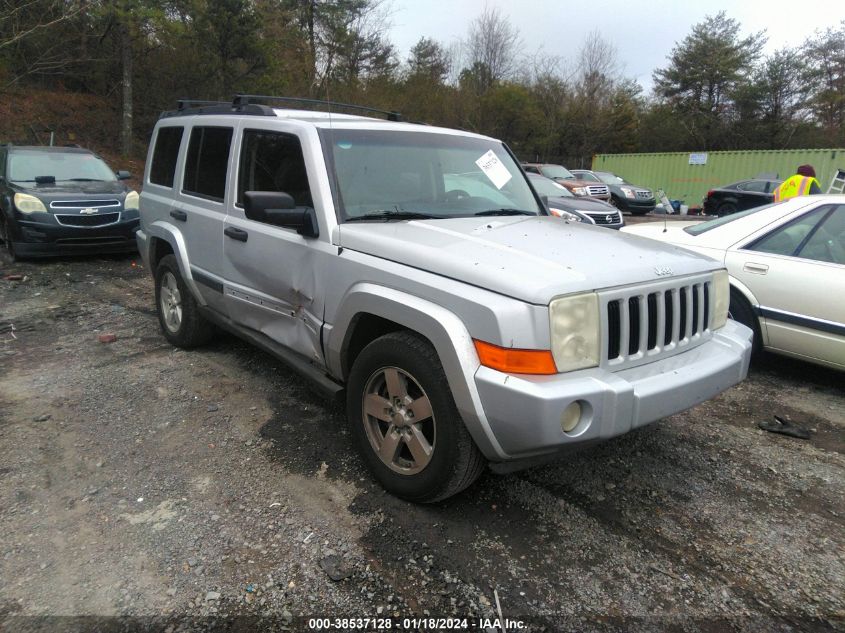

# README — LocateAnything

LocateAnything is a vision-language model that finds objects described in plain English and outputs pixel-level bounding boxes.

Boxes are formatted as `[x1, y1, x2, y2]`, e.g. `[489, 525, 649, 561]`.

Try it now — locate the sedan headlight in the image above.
[621, 186, 636, 198]
[712, 269, 729, 330]
[550, 293, 600, 372]
[14, 193, 47, 214]
[572, 187, 587, 196]
[549, 208, 583, 222]
[124, 190, 139, 210]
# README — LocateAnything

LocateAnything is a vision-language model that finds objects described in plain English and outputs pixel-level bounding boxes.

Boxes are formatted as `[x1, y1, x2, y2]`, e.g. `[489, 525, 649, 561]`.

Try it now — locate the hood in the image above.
[547, 195, 615, 213]
[338, 216, 722, 304]
[553, 177, 601, 189]
[12, 180, 128, 197]
[621, 221, 727, 262]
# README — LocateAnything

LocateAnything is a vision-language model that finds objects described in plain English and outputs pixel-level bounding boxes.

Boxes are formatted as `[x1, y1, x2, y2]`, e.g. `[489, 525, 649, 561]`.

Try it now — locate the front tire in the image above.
[346, 331, 485, 502]
[1, 216, 18, 263]
[717, 202, 737, 217]
[729, 288, 761, 355]
[154, 254, 214, 348]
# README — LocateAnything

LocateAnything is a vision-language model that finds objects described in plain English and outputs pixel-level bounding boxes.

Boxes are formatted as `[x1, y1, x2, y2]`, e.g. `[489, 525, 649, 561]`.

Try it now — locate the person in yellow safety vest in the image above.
[773, 164, 822, 202]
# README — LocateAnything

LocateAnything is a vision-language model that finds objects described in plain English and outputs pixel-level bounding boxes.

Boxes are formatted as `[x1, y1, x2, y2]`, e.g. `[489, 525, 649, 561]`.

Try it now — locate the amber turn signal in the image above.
[473, 340, 558, 375]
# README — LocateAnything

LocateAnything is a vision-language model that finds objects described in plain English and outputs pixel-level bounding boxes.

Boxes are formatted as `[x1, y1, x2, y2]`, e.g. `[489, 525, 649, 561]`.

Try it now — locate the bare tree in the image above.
[464, 5, 521, 93]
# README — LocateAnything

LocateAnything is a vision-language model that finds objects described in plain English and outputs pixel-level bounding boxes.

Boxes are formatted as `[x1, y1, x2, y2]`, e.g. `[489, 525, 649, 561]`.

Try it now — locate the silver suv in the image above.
[137, 96, 752, 502]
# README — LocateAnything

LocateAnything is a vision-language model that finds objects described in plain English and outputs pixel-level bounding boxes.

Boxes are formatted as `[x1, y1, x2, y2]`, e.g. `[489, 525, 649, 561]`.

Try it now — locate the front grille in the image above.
[587, 185, 609, 196]
[586, 210, 621, 225]
[604, 277, 712, 367]
[635, 190, 653, 200]
[50, 199, 121, 209]
[55, 212, 120, 227]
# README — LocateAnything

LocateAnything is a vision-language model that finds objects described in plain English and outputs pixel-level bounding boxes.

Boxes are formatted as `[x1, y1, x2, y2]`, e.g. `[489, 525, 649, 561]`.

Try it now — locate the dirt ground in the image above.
[0, 223, 843, 632]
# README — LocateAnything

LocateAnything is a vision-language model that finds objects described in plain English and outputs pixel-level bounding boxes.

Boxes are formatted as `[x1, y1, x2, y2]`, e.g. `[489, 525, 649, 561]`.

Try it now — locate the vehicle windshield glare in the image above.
[539, 164, 575, 180]
[9, 150, 118, 186]
[684, 204, 775, 235]
[322, 129, 542, 221]
[529, 175, 574, 198]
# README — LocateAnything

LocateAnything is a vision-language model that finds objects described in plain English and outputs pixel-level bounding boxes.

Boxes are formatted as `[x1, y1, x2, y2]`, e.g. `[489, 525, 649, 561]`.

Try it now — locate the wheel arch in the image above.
[327, 283, 505, 460]
[728, 276, 767, 345]
[145, 222, 206, 306]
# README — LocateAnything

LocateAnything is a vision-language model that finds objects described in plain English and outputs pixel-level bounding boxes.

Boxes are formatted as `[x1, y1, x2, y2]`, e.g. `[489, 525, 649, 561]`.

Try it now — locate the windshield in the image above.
[573, 171, 601, 183]
[321, 129, 542, 221]
[684, 204, 775, 235]
[528, 174, 574, 197]
[9, 150, 117, 185]
[539, 164, 575, 180]
[595, 171, 626, 185]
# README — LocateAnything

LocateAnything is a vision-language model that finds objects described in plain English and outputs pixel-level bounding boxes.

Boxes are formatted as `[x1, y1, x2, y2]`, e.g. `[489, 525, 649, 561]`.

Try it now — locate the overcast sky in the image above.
[388, 0, 834, 90]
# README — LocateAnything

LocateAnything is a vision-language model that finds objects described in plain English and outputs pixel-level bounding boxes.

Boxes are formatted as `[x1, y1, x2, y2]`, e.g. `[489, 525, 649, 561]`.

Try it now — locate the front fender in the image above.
[327, 283, 506, 460]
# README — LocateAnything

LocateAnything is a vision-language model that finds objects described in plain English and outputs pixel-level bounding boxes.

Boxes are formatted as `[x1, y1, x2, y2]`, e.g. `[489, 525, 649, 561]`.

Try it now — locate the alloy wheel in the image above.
[159, 271, 183, 333]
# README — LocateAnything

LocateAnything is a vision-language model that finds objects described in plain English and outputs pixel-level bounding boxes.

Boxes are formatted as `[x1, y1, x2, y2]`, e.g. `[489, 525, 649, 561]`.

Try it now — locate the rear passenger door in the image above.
[221, 126, 328, 363]
[177, 121, 236, 314]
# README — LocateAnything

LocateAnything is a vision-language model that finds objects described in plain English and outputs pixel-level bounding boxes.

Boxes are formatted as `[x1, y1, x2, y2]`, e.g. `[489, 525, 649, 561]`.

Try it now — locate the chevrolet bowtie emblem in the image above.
[79, 208, 98, 214]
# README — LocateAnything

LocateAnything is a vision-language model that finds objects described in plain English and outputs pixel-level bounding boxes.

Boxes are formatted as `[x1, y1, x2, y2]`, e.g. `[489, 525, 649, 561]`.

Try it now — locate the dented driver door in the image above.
[220, 125, 330, 365]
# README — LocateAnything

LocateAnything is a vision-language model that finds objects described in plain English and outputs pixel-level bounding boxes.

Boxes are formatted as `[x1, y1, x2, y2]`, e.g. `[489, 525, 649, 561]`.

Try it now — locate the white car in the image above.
[622, 196, 845, 370]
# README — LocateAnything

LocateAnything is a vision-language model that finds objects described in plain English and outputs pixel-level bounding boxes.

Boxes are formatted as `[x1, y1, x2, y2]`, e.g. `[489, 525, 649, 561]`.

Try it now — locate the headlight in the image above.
[124, 190, 139, 210]
[572, 187, 587, 196]
[550, 293, 600, 372]
[621, 186, 636, 198]
[712, 269, 729, 330]
[14, 193, 47, 214]
[549, 208, 582, 222]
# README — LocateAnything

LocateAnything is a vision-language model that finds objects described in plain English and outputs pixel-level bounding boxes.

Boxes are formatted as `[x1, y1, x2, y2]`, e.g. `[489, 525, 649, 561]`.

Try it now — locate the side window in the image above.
[796, 206, 845, 265]
[746, 207, 830, 257]
[149, 126, 183, 187]
[738, 180, 766, 193]
[237, 130, 312, 209]
[183, 126, 233, 201]
[0, 148, 7, 179]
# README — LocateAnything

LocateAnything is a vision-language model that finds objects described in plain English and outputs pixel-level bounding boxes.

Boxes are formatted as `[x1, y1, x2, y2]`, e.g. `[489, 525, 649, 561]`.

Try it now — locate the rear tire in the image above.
[346, 331, 485, 502]
[729, 288, 761, 355]
[154, 254, 214, 348]
[717, 202, 737, 217]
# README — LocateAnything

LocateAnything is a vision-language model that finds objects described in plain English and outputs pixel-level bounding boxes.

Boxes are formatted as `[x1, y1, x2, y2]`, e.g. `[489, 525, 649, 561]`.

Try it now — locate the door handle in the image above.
[169, 209, 187, 222]
[224, 226, 248, 242]
[743, 262, 769, 274]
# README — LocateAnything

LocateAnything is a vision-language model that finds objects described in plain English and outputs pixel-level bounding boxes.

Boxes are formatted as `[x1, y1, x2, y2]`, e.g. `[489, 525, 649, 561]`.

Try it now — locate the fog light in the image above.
[561, 401, 582, 433]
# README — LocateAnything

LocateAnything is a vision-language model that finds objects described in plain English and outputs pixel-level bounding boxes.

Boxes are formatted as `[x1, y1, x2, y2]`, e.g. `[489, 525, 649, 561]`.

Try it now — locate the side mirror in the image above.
[243, 191, 319, 238]
[116, 170, 131, 180]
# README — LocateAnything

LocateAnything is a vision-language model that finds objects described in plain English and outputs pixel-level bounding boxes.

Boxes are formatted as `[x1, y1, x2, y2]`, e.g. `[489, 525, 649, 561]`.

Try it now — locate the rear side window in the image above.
[237, 130, 313, 208]
[183, 126, 233, 201]
[149, 126, 183, 187]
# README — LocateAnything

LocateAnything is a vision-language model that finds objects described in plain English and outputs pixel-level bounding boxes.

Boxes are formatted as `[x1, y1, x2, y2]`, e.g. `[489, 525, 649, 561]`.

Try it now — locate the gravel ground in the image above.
[0, 240, 842, 633]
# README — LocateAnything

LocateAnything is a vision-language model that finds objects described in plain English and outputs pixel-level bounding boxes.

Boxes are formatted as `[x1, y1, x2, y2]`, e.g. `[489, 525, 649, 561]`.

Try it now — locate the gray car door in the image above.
[220, 125, 333, 364]
[176, 119, 237, 315]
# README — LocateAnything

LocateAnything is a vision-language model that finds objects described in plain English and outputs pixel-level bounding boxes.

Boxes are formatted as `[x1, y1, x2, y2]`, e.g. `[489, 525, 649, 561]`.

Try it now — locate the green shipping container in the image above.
[592, 149, 844, 209]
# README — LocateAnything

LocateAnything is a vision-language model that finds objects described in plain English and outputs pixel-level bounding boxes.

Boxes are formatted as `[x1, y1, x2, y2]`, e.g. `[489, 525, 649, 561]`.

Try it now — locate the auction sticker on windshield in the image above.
[475, 150, 512, 189]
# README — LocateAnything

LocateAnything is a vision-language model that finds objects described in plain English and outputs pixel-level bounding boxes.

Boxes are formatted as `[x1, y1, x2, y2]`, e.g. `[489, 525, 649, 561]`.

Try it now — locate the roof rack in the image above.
[232, 94, 403, 122]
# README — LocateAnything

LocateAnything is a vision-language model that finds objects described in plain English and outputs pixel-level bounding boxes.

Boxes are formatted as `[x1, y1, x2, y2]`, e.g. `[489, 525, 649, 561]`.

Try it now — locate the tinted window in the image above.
[237, 130, 312, 208]
[737, 180, 767, 193]
[796, 206, 845, 265]
[183, 127, 233, 201]
[0, 148, 6, 178]
[149, 126, 183, 187]
[747, 207, 829, 256]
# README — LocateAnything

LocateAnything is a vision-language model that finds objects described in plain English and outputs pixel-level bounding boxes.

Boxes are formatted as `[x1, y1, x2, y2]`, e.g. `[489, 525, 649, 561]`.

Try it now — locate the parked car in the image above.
[702, 179, 782, 216]
[521, 162, 611, 201]
[0, 144, 139, 260]
[527, 173, 623, 229]
[571, 169, 656, 215]
[622, 197, 844, 370]
[138, 95, 752, 502]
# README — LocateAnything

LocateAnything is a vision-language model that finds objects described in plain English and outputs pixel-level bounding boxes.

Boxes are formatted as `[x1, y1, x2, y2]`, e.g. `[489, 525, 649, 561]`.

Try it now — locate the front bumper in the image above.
[617, 197, 656, 212]
[13, 215, 140, 257]
[474, 319, 752, 461]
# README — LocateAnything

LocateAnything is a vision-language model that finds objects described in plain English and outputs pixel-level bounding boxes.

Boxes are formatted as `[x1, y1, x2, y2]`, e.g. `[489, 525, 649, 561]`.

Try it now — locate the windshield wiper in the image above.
[473, 208, 537, 217]
[346, 210, 443, 222]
